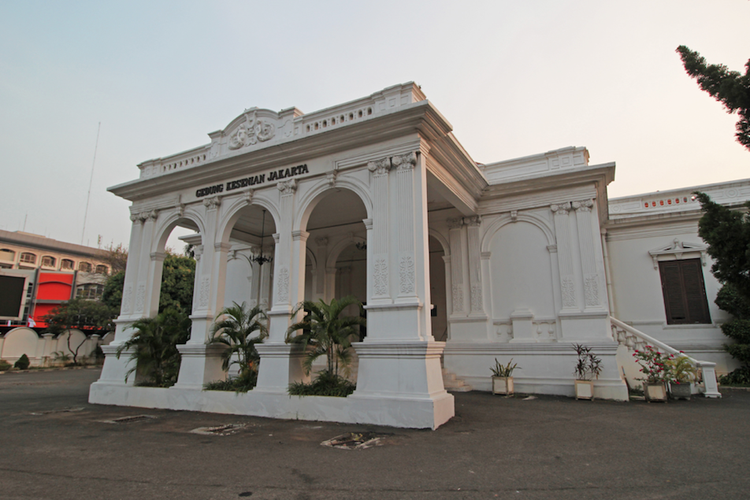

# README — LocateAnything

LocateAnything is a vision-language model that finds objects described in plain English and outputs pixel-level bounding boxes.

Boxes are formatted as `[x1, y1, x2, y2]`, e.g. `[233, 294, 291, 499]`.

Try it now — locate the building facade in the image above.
[90, 83, 732, 429]
[0, 231, 112, 366]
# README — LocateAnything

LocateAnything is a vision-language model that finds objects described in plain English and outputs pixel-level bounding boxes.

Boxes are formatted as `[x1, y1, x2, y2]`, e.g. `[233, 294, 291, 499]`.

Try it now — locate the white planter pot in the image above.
[575, 379, 594, 400]
[492, 376, 514, 396]
[644, 382, 668, 402]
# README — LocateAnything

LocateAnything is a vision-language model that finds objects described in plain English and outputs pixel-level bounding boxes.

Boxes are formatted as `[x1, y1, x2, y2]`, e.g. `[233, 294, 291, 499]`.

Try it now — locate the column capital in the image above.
[392, 152, 417, 171]
[572, 199, 594, 212]
[203, 196, 221, 211]
[367, 157, 391, 176]
[278, 179, 297, 195]
[551, 202, 571, 215]
[292, 230, 310, 242]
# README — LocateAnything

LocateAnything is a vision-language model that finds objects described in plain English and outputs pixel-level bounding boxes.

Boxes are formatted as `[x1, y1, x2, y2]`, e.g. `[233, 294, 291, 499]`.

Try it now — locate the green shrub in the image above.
[204, 370, 258, 393]
[0, 359, 11, 371]
[719, 366, 750, 386]
[14, 354, 30, 370]
[288, 369, 356, 397]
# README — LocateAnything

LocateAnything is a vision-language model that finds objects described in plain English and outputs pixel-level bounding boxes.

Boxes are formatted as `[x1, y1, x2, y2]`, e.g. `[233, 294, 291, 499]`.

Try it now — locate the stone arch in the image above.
[217, 193, 281, 246]
[294, 175, 373, 232]
[326, 235, 367, 269]
[152, 207, 206, 254]
[480, 213, 555, 254]
[428, 228, 450, 256]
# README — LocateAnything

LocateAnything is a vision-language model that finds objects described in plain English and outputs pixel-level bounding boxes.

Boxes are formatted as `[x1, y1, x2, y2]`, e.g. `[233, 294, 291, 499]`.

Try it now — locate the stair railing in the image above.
[610, 317, 721, 398]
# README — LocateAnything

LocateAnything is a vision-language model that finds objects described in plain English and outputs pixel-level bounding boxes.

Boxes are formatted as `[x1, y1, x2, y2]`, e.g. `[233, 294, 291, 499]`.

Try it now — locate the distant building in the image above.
[0, 230, 111, 327]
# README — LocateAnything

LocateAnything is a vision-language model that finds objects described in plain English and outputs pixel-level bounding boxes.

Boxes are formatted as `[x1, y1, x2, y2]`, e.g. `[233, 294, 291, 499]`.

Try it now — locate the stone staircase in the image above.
[442, 368, 473, 392]
[610, 316, 721, 398]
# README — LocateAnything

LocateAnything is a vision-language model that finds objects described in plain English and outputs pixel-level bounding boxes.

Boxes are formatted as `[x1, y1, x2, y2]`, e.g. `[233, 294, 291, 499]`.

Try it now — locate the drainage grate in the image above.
[190, 424, 245, 436]
[100, 415, 157, 424]
[30, 407, 85, 416]
[321, 432, 385, 450]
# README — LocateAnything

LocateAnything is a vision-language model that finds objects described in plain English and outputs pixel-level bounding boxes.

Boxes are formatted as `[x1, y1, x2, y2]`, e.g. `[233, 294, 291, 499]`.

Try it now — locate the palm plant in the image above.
[208, 302, 268, 380]
[117, 308, 190, 387]
[286, 296, 366, 378]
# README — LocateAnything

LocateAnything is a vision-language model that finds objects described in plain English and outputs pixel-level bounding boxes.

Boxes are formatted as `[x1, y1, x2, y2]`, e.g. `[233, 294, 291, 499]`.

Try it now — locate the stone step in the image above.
[442, 368, 473, 392]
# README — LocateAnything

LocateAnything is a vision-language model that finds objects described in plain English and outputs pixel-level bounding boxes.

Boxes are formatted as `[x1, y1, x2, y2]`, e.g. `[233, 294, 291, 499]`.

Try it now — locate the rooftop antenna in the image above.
[81, 122, 101, 245]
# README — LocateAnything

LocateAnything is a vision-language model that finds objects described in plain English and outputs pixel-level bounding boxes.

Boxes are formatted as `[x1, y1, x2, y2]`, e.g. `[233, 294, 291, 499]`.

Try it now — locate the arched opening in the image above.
[428, 235, 448, 341]
[222, 204, 277, 311]
[153, 217, 201, 317]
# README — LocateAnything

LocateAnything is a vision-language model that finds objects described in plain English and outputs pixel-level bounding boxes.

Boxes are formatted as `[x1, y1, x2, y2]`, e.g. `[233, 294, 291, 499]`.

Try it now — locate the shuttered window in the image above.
[658, 259, 711, 324]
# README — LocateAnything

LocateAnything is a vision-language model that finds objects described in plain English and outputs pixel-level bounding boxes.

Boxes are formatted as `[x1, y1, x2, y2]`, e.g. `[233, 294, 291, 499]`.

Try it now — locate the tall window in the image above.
[78, 262, 92, 272]
[61, 259, 74, 270]
[42, 256, 56, 268]
[20, 252, 36, 264]
[659, 259, 711, 324]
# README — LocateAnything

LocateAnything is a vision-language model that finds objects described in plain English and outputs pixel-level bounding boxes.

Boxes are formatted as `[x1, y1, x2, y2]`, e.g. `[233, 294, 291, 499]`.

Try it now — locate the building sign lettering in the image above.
[195, 164, 308, 198]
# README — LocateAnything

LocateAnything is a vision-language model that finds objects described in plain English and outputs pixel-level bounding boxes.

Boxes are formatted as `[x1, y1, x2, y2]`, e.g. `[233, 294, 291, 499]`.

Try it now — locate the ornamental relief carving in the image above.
[399, 255, 415, 295]
[228, 110, 276, 150]
[452, 284, 464, 313]
[122, 285, 133, 313]
[199, 278, 210, 308]
[373, 257, 389, 296]
[584, 274, 600, 307]
[277, 267, 290, 302]
[135, 284, 146, 312]
[561, 276, 576, 308]
[470, 284, 483, 312]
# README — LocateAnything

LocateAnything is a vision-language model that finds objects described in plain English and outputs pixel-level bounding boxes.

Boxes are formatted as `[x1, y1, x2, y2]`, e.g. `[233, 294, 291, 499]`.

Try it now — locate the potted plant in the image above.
[573, 344, 602, 400]
[633, 345, 674, 402]
[490, 358, 518, 396]
[666, 354, 698, 400]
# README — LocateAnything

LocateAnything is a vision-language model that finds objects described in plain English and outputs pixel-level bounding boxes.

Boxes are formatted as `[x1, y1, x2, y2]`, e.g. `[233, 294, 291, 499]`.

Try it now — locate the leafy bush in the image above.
[205, 370, 258, 393]
[288, 369, 356, 397]
[719, 366, 750, 386]
[14, 354, 30, 370]
[0, 359, 11, 371]
[286, 296, 365, 378]
[573, 344, 602, 381]
[490, 358, 518, 377]
[208, 302, 267, 381]
[117, 308, 190, 387]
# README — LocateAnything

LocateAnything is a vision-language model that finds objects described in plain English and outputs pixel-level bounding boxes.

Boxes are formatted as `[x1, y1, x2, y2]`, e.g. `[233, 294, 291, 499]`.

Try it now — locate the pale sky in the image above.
[1, 0, 748, 252]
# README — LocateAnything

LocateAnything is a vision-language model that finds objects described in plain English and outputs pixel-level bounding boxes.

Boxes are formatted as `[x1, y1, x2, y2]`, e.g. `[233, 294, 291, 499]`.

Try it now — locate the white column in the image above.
[572, 199, 607, 313]
[465, 217, 485, 317]
[447, 219, 466, 317]
[96, 211, 147, 386]
[367, 158, 392, 304]
[351, 150, 453, 430]
[174, 196, 228, 389]
[256, 179, 307, 393]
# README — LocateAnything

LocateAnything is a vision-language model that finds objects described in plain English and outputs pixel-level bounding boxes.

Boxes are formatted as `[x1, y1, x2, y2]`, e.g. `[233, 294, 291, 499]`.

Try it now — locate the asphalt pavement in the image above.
[1, 368, 748, 500]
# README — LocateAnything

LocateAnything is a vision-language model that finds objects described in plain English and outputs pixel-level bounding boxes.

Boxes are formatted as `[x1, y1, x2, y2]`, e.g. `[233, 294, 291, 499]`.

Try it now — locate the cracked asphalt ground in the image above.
[1, 368, 748, 499]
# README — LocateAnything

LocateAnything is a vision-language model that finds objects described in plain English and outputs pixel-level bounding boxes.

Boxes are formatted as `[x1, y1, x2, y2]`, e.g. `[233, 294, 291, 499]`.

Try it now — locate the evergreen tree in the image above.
[676, 46, 750, 151]
[695, 192, 750, 383]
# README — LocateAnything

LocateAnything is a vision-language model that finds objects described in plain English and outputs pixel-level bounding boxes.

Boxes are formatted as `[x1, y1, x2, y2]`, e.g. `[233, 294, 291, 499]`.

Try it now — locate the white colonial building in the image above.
[90, 83, 735, 428]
